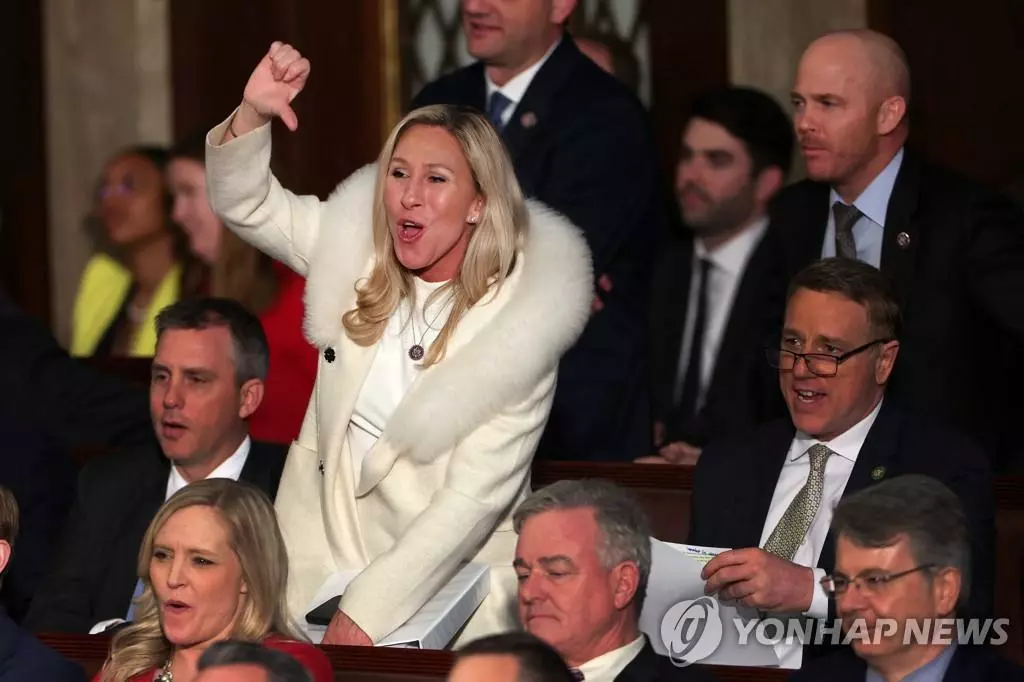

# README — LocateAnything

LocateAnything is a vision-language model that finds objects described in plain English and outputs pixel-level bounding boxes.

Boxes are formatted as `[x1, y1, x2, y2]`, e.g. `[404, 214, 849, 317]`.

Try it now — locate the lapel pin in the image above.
[896, 231, 911, 249]
[318, 459, 325, 476]
[520, 111, 537, 129]
[871, 465, 886, 481]
[323, 347, 335, 363]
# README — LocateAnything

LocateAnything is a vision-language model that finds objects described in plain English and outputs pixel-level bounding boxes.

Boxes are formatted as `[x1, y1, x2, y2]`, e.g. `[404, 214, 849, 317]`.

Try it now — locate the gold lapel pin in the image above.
[871, 465, 886, 481]
[896, 231, 911, 249]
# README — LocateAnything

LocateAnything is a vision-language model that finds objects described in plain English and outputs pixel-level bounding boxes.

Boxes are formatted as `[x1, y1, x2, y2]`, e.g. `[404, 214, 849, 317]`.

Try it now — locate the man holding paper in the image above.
[688, 258, 993, 669]
[514, 480, 714, 681]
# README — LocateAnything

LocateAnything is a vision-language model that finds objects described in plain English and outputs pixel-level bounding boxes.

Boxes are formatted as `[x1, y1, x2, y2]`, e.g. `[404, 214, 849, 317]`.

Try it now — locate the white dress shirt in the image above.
[759, 399, 883, 669]
[348, 277, 450, 480]
[484, 37, 561, 127]
[821, 148, 904, 268]
[577, 635, 646, 682]
[674, 217, 769, 408]
[165, 435, 251, 500]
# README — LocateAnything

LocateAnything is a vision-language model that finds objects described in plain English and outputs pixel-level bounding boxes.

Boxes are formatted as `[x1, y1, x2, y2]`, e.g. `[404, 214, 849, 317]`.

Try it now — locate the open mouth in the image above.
[160, 419, 188, 439]
[793, 388, 826, 404]
[397, 220, 425, 243]
[163, 599, 191, 615]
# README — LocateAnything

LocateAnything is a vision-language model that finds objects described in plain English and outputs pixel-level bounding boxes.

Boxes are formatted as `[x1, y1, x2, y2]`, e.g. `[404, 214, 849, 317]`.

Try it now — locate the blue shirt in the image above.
[821, 147, 904, 268]
[866, 644, 957, 682]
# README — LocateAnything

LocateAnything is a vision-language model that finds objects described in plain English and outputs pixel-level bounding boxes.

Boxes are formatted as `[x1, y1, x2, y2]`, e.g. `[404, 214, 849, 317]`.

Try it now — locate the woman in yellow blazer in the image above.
[206, 42, 592, 647]
[71, 146, 202, 357]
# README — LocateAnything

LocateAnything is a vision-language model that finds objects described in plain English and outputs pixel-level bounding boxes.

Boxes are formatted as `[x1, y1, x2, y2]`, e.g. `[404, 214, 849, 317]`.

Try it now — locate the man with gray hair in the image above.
[195, 640, 313, 682]
[513, 480, 712, 681]
[25, 298, 287, 634]
[793, 475, 1023, 681]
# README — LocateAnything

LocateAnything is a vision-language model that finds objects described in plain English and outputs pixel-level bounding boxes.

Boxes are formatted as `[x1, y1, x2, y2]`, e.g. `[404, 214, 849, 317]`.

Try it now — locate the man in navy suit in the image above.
[413, 1, 664, 461]
[688, 258, 993, 670]
[793, 475, 1024, 682]
[0, 485, 84, 680]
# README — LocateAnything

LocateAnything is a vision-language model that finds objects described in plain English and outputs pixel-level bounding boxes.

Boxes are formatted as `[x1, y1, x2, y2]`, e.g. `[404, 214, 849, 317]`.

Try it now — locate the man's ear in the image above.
[876, 96, 907, 136]
[0, 540, 12, 576]
[754, 166, 785, 206]
[611, 561, 641, 610]
[551, 0, 578, 25]
[932, 567, 961, 616]
[238, 379, 265, 420]
[875, 340, 900, 385]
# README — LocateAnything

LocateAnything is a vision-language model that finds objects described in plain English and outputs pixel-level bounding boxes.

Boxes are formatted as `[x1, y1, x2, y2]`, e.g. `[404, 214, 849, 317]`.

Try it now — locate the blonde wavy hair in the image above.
[342, 104, 528, 366]
[99, 479, 298, 682]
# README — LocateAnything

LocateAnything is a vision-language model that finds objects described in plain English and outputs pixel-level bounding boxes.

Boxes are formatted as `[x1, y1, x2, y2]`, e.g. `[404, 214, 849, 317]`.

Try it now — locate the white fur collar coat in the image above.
[206, 117, 592, 644]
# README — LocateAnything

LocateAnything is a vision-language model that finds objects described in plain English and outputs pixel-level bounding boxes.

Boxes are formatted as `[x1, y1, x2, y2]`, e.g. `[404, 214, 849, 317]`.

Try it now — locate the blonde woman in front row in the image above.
[205, 41, 593, 647]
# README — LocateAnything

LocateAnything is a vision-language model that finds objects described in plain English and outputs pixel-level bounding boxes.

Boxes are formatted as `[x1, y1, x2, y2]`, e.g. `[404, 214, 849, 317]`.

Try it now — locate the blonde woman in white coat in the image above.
[204, 42, 593, 648]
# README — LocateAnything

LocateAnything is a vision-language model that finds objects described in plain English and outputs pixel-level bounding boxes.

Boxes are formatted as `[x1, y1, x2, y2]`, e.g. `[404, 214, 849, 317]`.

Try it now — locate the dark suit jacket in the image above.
[649, 223, 788, 447]
[0, 609, 84, 681]
[772, 150, 1024, 472]
[23, 439, 286, 634]
[0, 415, 76, 623]
[688, 400, 995, 624]
[616, 637, 719, 681]
[0, 287, 152, 450]
[413, 36, 663, 461]
[789, 644, 1024, 681]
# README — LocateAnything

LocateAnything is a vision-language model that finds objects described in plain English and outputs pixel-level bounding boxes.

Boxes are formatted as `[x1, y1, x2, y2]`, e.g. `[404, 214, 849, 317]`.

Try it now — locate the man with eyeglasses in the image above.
[687, 257, 994, 669]
[793, 475, 1022, 681]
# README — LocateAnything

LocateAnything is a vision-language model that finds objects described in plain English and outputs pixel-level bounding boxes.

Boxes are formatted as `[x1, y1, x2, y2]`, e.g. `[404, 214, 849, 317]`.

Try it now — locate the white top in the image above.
[165, 435, 251, 500]
[484, 37, 561, 127]
[674, 216, 770, 409]
[759, 399, 884, 669]
[348, 277, 454, 480]
[577, 635, 646, 682]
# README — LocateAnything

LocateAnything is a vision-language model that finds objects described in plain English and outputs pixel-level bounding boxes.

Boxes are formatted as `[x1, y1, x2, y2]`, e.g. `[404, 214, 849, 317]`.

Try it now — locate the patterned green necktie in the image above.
[763, 444, 833, 560]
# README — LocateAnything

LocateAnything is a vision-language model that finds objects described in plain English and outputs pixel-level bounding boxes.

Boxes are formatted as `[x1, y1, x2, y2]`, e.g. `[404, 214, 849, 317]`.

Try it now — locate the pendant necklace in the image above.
[408, 292, 453, 361]
[154, 657, 173, 682]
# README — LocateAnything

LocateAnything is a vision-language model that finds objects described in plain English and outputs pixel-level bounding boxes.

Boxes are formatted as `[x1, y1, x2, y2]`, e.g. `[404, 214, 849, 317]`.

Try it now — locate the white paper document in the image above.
[302, 562, 490, 649]
[638, 539, 780, 668]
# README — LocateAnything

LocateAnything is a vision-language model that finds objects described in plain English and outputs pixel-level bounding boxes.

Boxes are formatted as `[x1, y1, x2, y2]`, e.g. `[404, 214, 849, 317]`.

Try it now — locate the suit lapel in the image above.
[786, 183, 831, 274]
[655, 236, 694, 413]
[879, 151, 922, 310]
[612, 638, 657, 682]
[819, 401, 901, 571]
[239, 441, 286, 501]
[738, 421, 795, 548]
[500, 37, 578, 167]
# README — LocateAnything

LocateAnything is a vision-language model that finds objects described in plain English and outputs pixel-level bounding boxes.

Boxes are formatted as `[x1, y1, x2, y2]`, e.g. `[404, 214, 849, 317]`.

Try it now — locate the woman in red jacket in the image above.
[167, 133, 317, 443]
[94, 479, 332, 682]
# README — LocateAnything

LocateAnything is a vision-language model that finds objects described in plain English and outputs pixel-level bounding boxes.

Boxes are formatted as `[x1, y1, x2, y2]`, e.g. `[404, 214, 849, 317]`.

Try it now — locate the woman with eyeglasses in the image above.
[70, 147, 204, 357]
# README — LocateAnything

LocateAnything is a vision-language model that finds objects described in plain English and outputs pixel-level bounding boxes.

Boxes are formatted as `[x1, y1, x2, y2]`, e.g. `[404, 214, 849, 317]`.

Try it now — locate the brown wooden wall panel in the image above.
[868, 0, 1024, 186]
[646, 2, 729, 178]
[170, 1, 387, 199]
[0, 0, 50, 320]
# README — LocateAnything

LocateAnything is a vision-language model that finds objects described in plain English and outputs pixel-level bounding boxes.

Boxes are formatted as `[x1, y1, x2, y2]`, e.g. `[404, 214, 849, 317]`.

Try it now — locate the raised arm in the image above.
[205, 41, 323, 275]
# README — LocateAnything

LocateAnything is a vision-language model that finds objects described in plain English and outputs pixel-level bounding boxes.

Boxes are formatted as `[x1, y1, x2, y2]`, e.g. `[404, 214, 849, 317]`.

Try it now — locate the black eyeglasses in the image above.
[765, 339, 892, 378]
[821, 564, 935, 597]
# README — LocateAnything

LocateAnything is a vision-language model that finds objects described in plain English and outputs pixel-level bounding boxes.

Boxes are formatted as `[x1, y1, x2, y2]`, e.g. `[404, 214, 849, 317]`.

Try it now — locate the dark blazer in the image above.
[789, 644, 1024, 681]
[23, 439, 286, 634]
[615, 637, 718, 681]
[0, 609, 84, 681]
[413, 36, 663, 461]
[0, 287, 153, 450]
[0, 415, 76, 623]
[688, 400, 995, 622]
[772, 150, 1024, 472]
[649, 223, 788, 447]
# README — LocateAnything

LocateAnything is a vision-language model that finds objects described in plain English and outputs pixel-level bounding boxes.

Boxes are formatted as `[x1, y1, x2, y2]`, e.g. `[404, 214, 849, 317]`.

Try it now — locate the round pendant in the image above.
[408, 344, 425, 361]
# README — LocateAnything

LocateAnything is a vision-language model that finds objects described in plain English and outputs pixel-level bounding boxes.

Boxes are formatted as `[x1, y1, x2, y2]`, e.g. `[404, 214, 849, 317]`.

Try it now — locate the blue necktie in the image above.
[487, 92, 513, 131]
[125, 577, 145, 621]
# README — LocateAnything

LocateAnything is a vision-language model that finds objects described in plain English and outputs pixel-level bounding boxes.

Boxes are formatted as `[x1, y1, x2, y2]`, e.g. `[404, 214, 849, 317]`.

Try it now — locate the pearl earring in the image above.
[468, 216, 478, 224]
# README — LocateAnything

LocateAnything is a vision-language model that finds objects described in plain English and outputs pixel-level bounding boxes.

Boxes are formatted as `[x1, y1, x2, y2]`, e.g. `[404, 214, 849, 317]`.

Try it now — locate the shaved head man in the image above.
[792, 29, 911, 202]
